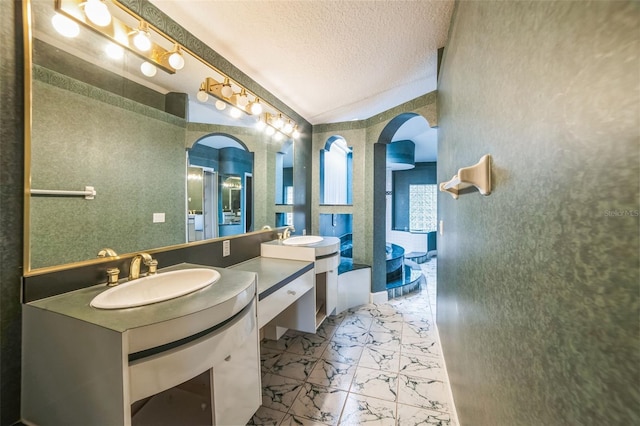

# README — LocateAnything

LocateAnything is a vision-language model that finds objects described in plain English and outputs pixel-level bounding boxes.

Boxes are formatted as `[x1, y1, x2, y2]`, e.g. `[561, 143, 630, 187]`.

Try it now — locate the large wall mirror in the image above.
[25, 0, 298, 272]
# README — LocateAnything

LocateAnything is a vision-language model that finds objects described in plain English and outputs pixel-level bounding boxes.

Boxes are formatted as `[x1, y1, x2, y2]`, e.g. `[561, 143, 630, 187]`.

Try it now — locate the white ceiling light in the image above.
[292, 127, 300, 139]
[265, 126, 275, 136]
[274, 132, 284, 141]
[51, 13, 80, 38]
[273, 114, 284, 129]
[283, 121, 294, 134]
[84, 0, 112, 27]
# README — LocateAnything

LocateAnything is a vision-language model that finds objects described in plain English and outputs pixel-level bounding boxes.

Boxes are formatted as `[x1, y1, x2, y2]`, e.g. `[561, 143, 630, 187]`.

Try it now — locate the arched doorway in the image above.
[373, 113, 437, 299]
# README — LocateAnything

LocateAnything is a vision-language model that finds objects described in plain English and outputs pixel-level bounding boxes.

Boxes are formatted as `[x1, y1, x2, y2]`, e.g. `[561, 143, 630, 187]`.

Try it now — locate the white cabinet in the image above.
[211, 330, 261, 425]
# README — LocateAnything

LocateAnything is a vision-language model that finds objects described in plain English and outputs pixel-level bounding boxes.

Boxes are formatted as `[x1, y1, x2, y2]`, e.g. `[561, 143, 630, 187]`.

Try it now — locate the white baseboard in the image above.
[370, 290, 388, 304]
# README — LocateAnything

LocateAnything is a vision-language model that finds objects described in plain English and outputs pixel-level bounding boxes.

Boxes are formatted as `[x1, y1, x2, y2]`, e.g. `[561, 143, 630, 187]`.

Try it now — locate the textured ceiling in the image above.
[150, 0, 454, 125]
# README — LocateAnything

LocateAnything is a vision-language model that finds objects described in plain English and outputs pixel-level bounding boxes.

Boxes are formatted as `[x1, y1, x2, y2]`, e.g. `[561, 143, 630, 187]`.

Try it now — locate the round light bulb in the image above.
[229, 107, 241, 118]
[133, 31, 151, 52]
[283, 121, 294, 134]
[168, 51, 184, 70]
[273, 115, 284, 129]
[196, 90, 209, 103]
[250, 101, 263, 115]
[84, 0, 112, 27]
[51, 13, 80, 38]
[255, 119, 266, 131]
[221, 84, 233, 98]
[140, 61, 157, 77]
[237, 92, 249, 108]
[274, 132, 284, 142]
[215, 100, 227, 111]
[292, 128, 300, 139]
[265, 126, 275, 136]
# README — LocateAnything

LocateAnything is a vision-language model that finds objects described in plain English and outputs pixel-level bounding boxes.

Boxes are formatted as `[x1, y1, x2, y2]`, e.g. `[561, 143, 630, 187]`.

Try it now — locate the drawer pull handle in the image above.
[225, 355, 231, 362]
[287, 290, 296, 296]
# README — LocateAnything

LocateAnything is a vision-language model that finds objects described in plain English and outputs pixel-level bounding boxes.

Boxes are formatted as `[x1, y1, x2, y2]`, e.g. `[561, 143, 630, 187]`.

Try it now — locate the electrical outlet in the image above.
[223, 240, 230, 257]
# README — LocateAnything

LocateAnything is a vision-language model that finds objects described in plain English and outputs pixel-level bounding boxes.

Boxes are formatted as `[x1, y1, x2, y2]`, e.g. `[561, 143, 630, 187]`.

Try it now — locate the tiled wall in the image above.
[437, 1, 639, 424]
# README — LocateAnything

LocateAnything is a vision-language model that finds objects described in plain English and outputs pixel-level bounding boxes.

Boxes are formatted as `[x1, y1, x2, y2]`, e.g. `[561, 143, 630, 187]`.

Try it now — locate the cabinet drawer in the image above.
[258, 270, 314, 328]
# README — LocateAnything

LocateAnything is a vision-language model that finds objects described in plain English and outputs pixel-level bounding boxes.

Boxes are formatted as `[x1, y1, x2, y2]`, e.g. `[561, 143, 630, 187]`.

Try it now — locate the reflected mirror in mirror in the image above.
[26, 0, 281, 271]
[188, 134, 253, 240]
[275, 140, 294, 205]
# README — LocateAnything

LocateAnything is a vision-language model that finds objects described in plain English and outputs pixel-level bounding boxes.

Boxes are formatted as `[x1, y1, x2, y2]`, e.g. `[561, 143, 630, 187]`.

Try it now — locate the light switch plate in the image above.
[153, 213, 165, 223]
[223, 240, 230, 257]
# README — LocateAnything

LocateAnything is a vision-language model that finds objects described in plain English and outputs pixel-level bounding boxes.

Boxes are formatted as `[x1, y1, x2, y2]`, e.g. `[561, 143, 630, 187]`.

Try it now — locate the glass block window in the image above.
[409, 184, 437, 232]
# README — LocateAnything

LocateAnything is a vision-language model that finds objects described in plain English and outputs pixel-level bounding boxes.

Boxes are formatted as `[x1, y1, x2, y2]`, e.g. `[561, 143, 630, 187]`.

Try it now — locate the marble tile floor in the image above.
[249, 258, 458, 426]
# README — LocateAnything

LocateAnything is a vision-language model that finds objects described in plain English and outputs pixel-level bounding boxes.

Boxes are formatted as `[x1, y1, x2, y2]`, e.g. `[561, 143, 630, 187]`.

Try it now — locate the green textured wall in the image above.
[31, 77, 187, 269]
[437, 1, 639, 425]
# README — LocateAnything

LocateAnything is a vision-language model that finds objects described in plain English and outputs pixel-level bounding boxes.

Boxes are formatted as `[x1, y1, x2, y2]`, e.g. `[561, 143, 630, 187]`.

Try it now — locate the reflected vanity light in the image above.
[105, 42, 124, 59]
[140, 61, 157, 77]
[83, 0, 112, 27]
[215, 100, 227, 111]
[55, 0, 181, 76]
[229, 107, 242, 118]
[52, 13, 80, 38]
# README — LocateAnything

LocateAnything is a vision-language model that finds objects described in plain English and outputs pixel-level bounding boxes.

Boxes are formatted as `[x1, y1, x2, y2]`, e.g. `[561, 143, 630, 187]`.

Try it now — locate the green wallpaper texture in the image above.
[437, 1, 639, 425]
[31, 76, 187, 269]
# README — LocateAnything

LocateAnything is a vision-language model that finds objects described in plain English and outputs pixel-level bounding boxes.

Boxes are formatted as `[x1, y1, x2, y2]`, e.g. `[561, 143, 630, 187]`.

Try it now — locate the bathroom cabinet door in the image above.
[211, 330, 261, 425]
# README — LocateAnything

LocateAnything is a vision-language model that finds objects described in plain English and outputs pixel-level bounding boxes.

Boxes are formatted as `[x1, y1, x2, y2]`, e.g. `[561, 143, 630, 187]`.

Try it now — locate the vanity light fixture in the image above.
[140, 61, 157, 77]
[195, 77, 299, 137]
[249, 99, 263, 115]
[220, 77, 234, 99]
[55, 0, 182, 75]
[132, 22, 152, 52]
[51, 13, 80, 38]
[167, 45, 185, 70]
[82, 0, 112, 27]
[234, 88, 249, 108]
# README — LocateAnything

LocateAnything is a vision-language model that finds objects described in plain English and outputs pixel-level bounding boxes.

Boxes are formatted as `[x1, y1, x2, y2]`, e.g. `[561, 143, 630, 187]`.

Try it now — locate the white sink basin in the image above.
[90, 268, 220, 309]
[282, 235, 324, 246]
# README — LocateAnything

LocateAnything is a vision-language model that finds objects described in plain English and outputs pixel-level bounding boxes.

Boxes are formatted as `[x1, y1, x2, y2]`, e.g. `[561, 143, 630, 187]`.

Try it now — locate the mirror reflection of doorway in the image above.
[187, 133, 253, 239]
[187, 167, 218, 242]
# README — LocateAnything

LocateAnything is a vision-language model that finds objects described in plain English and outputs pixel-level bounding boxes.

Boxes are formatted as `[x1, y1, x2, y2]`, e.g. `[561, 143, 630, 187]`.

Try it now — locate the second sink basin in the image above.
[282, 235, 324, 246]
[90, 268, 220, 309]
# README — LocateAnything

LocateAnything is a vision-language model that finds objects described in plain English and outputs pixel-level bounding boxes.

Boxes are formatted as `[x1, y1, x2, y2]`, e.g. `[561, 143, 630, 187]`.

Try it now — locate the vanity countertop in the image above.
[228, 257, 314, 300]
[25, 263, 256, 333]
[262, 236, 340, 259]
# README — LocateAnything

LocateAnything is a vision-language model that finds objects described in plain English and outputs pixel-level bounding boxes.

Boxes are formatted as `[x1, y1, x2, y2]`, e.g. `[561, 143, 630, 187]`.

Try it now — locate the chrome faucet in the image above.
[282, 226, 295, 239]
[128, 252, 157, 280]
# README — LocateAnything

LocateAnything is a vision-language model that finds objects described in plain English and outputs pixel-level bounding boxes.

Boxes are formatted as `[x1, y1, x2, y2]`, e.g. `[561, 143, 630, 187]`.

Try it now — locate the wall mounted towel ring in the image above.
[439, 154, 491, 199]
